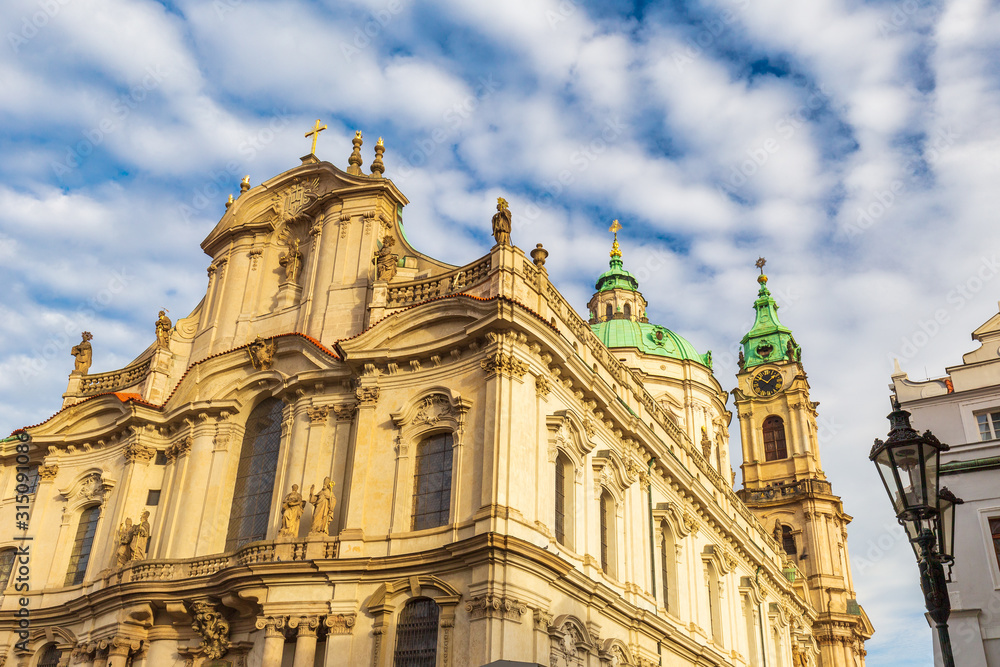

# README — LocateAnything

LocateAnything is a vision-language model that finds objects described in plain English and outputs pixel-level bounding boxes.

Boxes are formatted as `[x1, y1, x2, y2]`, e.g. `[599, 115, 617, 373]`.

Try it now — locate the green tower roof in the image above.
[740, 272, 800, 369]
[591, 319, 712, 367]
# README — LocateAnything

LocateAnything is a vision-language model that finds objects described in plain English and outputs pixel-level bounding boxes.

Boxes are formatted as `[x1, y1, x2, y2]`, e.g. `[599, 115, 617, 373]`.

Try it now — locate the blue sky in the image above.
[3, 0, 1000, 663]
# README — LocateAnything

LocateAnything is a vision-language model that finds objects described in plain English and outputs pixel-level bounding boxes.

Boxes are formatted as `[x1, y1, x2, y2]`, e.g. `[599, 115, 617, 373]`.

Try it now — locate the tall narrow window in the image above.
[393, 598, 439, 666]
[226, 399, 284, 551]
[781, 525, 797, 557]
[600, 490, 616, 576]
[623, 303, 632, 319]
[706, 563, 723, 644]
[762, 416, 788, 461]
[990, 517, 1000, 569]
[37, 645, 62, 667]
[65, 505, 100, 586]
[412, 433, 453, 531]
[605, 304, 613, 320]
[555, 455, 566, 544]
[660, 528, 671, 611]
[0, 549, 15, 591]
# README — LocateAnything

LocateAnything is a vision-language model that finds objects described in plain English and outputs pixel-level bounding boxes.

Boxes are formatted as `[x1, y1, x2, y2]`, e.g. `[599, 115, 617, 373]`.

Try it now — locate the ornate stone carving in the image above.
[248, 335, 277, 371]
[124, 441, 155, 464]
[279, 484, 305, 537]
[190, 600, 230, 660]
[324, 613, 357, 635]
[39, 464, 58, 480]
[355, 386, 380, 406]
[71, 331, 93, 374]
[582, 417, 596, 439]
[248, 248, 262, 270]
[466, 595, 527, 620]
[333, 403, 357, 421]
[533, 608, 553, 632]
[155, 309, 172, 349]
[166, 436, 193, 462]
[683, 511, 699, 536]
[491, 197, 512, 246]
[414, 394, 455, 425]
[481, 352, 528, 379]
[307, 406, 329, 424]
[535, 375, 551, 397]
[374, 235, 398, 281]
[701, 426, 712, 459]
[308, 477, 336, 535]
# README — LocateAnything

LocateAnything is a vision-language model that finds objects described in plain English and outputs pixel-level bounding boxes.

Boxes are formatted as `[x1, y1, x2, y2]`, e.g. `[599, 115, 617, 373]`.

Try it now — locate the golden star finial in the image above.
[755, 257, 766, 273]
[305, 119, 327, 155]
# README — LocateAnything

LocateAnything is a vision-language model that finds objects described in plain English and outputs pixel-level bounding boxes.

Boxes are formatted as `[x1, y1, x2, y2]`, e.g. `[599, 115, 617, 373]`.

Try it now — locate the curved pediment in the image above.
[338, 295, 497, 362]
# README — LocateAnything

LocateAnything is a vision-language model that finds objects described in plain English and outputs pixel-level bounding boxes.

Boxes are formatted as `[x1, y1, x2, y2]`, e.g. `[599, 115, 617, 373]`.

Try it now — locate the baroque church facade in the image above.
[0, 130, 871, 667]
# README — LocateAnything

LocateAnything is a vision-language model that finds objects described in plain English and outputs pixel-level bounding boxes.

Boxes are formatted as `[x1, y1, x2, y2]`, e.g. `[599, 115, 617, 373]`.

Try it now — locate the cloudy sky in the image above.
[3, 0, 999, 662]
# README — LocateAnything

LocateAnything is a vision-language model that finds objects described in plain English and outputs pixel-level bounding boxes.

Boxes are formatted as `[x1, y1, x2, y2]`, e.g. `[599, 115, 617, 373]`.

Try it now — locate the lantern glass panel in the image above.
[938, 495, 957, 561]
[875, 448, 906, 515]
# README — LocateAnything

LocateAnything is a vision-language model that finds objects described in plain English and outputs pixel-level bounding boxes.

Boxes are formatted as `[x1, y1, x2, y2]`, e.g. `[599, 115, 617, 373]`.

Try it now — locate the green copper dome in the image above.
[740, 273, 800, 369]
[596, 256, 639, 292]
[591, 319, 713, 367]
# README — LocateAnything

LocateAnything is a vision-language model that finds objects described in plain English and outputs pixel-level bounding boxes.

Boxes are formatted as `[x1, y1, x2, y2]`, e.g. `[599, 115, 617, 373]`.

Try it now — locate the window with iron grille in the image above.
[393, 597, 439, 667]
[37, 644, 62, 667]
[65, 505, 100, 586]
[976, 411, 1000, 441]
[0, 549, 14, 590]
[412, 433, 453, 531]
[991, 517, 1000, 570]
[762, 416, 787, 461]
[225, 399, 284, 551]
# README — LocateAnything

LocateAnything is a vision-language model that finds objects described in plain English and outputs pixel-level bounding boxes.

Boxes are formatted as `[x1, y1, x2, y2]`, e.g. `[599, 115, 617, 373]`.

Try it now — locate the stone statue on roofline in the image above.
[374, 235, 398, 281]
[491, 197, 512, 246]
[155, 309, 172, 348]
[71, 331, 93, 374]
[279, 484, 305, 537]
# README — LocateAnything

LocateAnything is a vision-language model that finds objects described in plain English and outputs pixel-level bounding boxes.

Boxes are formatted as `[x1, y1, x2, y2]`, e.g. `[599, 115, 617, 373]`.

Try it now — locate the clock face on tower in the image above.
[751, 368, 783, 397]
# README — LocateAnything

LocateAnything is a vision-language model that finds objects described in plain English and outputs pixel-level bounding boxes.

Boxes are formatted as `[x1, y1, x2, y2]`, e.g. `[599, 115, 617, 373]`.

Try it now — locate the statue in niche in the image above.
[279, 237, 303, 283]
[71, 331, 93, 374]
[130, 510, 151, 561]
[248, 335, 277, 371]
[491, 197, 512, 246]
[279, 484, 305, 537]
[114, 518, 134, 567]
[308, 477, 336, 535]
[155, 309, 172, 348]
[374, 235, 398, 281]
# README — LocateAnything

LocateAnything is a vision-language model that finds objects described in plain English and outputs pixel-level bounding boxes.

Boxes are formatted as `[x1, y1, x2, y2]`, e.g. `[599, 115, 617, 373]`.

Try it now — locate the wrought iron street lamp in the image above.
[870, 398, 961, 667]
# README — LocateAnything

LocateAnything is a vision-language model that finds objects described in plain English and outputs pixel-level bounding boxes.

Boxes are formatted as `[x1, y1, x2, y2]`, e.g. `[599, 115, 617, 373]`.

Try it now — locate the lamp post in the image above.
[870, 398, 961, 667]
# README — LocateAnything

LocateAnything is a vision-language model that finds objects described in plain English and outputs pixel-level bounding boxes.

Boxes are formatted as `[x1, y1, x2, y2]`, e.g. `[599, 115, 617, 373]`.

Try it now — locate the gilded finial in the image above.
[347, 130, 364, 175]
[371, 136, 385, 178]
[226, 194, 234, 209]
[240, 175, 250, 193]
[755, 256, 768, 284]
[304, 119, 327, 155]
[609, 219, 622, 258]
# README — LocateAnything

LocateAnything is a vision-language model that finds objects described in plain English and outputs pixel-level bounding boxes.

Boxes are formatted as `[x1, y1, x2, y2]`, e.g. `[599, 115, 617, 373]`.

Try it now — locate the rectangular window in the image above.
[412, 434, 453, 531]
[65, 506, 101, 586]
[600, 494, 610, 573]
[990, 517, 1000, 570]
[154, 450, 167, 465]
[146, 490, 161, 506]
[555, 460, 565, 544]
[977, 412, 1000, 441]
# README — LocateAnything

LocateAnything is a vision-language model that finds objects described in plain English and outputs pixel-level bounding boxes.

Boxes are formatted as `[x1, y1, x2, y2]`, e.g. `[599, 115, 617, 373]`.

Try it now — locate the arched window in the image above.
[37, 644, 62, 667]
[623, 303, 632, 319]
[226, 399, 284, 551]
[65, 505, 101, 586]
[762, 416, 787, 461]
[412, 433, 453, 531]
[605, 304, 613, 320]
[600, 490, 617, 577]
[660, 521, 677, 613]
[555, 453, 574, 548]
[781, 525, 797, 557]
[0, 549, 14, 591]
[393, 597, 439, 666]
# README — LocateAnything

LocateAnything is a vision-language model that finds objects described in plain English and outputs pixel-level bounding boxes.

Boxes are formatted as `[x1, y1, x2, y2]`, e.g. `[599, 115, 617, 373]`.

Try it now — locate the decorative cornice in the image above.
[481, 352, 528, 379]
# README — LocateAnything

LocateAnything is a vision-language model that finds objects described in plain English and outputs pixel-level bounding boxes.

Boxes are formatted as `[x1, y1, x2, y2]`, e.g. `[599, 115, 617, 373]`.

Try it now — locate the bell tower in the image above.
[733, 259, 872, 666]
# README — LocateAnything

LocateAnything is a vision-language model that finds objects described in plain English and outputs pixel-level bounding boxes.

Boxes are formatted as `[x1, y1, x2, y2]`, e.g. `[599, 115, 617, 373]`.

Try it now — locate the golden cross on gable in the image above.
[305, 119, 327, 155]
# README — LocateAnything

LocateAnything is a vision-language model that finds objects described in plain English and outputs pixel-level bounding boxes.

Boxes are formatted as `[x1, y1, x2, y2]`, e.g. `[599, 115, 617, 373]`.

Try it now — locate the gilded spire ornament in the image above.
[305, 119, 327, 155]
[756, 256, 767, 284]
[240, 175, 250, 194]
[371, 137, 385, 177]
[609, 219, 622, 258]
[347, 130, 364, 175]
